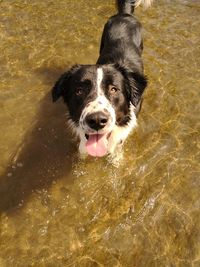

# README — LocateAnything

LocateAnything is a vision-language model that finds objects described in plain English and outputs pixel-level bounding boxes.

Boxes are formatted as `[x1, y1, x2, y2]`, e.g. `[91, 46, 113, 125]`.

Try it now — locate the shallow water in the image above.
[0, 0, 200, 266]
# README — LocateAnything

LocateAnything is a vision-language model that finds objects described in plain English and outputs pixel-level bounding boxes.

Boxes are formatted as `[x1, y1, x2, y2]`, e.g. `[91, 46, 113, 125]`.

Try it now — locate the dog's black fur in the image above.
[52, 0, 148, 157]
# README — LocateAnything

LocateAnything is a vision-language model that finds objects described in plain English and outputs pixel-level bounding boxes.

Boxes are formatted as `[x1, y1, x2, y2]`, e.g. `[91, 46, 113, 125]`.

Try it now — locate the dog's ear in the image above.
[52, 64, 81, 102]
[127, 71, 148, 107]
[115, 64, 147, 107]
[52, 72, 70, 102]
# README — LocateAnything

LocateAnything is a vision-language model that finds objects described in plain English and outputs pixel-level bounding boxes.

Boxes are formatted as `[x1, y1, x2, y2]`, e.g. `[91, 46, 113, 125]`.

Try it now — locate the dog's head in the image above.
[52, 64, 147, 157]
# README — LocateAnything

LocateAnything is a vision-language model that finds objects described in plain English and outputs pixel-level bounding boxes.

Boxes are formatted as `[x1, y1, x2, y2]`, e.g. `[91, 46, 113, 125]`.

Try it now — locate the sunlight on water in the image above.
[0, 0, 200, 266]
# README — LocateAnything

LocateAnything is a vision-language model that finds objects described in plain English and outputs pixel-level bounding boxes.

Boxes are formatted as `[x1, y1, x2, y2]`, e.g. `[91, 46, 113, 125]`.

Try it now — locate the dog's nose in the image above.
[85, 112, 109, 131]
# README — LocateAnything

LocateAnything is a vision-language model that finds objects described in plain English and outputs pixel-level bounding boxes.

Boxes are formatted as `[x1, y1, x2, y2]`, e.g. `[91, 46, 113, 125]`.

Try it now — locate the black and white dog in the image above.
[52, 0, 153, 158]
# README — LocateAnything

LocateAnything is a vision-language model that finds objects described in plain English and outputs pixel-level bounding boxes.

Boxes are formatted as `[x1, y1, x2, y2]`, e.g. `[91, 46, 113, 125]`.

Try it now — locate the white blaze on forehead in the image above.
[96, 67, 103, 96]
[79, 66, 116, 134]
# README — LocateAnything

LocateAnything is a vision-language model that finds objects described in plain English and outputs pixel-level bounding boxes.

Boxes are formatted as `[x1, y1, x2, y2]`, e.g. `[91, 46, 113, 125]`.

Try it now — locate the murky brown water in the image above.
[0, 0, 200, 266]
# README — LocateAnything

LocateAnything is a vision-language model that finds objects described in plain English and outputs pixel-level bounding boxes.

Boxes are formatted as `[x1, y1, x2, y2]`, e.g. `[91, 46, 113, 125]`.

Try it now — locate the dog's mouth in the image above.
[85, 132, 111, 157]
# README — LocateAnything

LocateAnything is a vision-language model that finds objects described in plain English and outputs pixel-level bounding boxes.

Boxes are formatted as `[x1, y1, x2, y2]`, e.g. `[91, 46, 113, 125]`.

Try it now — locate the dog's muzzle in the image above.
[81, 111, 114, 157]
[79, 99, 116, 157]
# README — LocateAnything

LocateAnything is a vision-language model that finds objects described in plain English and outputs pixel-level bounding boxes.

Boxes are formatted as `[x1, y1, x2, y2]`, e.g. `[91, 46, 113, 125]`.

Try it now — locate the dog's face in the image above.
[52, 64, 147, 157]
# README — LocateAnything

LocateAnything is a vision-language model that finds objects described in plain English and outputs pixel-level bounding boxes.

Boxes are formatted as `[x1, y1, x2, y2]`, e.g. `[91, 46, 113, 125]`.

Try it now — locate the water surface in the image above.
[0, 0, 200, 266]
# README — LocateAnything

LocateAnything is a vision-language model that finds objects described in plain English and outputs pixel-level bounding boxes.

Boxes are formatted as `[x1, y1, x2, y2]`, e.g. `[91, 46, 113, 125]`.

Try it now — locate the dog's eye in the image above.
[109, 85, 118, 94]
[75, 88, 83, 96]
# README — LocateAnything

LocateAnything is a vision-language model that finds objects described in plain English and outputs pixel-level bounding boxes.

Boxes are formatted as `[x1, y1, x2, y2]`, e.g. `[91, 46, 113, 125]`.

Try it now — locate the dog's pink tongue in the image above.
[86, 134, 108, 157]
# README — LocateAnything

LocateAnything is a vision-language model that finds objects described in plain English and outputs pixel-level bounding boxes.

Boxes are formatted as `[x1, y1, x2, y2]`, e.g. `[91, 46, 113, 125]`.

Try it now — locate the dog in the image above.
[52, 0, 153, 158]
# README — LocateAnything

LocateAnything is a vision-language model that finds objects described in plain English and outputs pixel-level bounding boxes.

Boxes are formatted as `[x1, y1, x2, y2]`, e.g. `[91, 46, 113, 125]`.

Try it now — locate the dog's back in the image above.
[97, 0, 150, 73]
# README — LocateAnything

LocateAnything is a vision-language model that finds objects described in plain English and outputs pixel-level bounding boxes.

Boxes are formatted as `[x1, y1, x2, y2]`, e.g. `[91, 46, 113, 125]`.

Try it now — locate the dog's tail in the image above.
[117, 0, 153, 14]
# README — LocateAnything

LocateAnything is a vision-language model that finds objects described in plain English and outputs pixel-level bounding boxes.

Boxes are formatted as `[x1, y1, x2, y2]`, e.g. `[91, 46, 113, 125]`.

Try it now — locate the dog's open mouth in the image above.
[85, 133, 111, 157]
